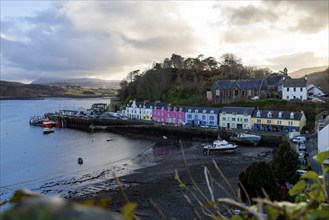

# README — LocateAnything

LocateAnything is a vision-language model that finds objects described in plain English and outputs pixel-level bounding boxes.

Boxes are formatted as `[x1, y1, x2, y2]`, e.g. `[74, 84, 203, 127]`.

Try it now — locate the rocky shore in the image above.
[69, 141, 275, 219]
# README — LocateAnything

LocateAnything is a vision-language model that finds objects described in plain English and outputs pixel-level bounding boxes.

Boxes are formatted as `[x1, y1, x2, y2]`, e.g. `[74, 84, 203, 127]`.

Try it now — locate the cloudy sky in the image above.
[1, 1, 328, 83]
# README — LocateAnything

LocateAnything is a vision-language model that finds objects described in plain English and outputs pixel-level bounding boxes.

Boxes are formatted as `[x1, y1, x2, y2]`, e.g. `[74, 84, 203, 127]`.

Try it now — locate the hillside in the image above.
[306, 68, 329, 94]
[0, 80, 65, 99]
[0, 80, 117, 99]
[289, 65, 329, 78]
[32, 77, 121, 89]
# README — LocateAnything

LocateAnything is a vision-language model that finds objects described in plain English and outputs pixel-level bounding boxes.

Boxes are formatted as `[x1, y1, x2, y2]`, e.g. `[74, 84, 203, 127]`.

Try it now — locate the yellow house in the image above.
[251, 110, 306, 132]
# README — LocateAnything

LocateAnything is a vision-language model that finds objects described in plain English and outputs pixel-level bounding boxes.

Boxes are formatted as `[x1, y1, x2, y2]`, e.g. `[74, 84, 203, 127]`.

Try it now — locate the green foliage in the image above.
[239, 161, 278, 200]
[271, 139, 299, 184]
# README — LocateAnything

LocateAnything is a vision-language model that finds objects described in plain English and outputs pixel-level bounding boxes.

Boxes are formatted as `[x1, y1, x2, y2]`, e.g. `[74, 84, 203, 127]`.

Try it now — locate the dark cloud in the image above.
[1, 1, 197, 81]
[265, 0, 329, 34]
[228, 5, 278, 25]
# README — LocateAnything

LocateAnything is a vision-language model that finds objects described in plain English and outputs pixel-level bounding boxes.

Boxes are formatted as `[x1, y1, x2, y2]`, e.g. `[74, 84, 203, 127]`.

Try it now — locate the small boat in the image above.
[203, 138, 237, 155]
[78, 157, 83, 165]
[43, 127, 55, 134]
[230, 133, 262, 146]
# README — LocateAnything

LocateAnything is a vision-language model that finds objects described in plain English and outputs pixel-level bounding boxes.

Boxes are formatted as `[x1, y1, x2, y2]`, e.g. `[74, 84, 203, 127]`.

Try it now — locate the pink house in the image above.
[152, 103, 185, 125]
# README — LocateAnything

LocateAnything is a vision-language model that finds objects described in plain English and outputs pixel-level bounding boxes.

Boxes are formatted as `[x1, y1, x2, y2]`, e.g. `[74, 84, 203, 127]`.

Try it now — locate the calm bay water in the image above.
[0, 98, 154, 203]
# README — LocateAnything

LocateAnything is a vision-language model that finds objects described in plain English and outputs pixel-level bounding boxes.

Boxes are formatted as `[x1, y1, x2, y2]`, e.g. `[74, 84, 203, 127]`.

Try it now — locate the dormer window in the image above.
[290, 112, 294, 119]
[267, 111, 272, 118]
[278, 112, 282, 118]
[195, 110, 198, 113]
[256, 111, 261, 117]
[210, 110, 214, 114]
[188, 109, 191, 113]
[202, 110, 206, 114]
[179, 107, 183, 112]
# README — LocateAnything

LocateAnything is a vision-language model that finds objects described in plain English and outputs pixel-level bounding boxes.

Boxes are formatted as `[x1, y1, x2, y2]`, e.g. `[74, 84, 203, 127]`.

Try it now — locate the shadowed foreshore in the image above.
[68, 140, 275, 219]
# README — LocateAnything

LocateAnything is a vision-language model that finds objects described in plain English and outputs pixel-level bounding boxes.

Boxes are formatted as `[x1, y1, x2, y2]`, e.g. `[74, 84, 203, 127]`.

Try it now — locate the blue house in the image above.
[184, 106, 221, 127]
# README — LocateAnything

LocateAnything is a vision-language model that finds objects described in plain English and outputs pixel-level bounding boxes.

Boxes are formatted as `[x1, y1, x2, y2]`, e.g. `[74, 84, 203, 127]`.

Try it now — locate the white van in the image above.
[292, 136, 306, 143]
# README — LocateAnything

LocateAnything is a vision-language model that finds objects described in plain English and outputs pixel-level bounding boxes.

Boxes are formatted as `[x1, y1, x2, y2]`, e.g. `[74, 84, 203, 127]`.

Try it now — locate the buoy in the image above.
[78, 157, 83, 165]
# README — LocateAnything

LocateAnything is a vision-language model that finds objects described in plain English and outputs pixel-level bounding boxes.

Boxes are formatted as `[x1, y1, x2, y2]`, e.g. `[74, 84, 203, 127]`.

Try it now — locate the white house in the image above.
[282, 77, 307, 101]
[307, 84, 326, 97]
[219, 107, 255, 129]
[318, 124, 329, 164]
[123, 100, 141, 119]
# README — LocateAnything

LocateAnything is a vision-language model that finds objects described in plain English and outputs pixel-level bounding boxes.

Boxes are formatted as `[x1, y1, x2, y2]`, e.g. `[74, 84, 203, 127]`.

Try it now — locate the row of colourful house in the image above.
[122, 100, 307, 133]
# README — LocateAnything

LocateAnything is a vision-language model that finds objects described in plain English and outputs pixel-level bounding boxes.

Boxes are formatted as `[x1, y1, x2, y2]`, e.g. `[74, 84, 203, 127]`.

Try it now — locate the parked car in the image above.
[250, 96, 260, 100]
[296, 169, 307, 176]
[292, 136, 306, 143]
[298, 151, 306, 160]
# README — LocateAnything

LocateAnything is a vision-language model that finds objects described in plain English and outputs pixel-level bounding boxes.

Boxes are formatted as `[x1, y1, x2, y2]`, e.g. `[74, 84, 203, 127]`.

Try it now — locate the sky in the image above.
[1, 0, 328, 83]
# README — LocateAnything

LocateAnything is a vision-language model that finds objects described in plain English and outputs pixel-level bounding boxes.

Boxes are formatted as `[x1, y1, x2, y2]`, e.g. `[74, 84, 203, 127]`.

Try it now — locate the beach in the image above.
[68, 140, 274, 219]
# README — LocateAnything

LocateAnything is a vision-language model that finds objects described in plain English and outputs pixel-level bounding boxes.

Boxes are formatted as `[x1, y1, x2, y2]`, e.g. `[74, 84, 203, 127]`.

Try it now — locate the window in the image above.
[278, 112, 282, 118]
[287, 88, 289, 92]
[267, 120, 271, 124]
[216, 89, 220, 96]
[277, 121, 282, 125]
[202, 110, 206, 114]
[222, 117, 226, 121]
[209, 116, 214, 120]
[287, 95, 289, 99]
[202, 115, 206, 120]
[244, 118, 248, 122]
[232, 118, 236, 121]
[288, 121, 293, 126]
[300, 88, 302, 92]
[222, 111, 226, 115]
[195, 110, 198, 113]
[210, 110, 214, 114]
[256, 111, 261, 117]
[294, 87, 296, 92]
[257, 119, 261, 123]
[290, 112, 294, 119]
[300, 96, 302, 100]
[188, 109, 191, 113]
[187, 114, 192, 119]
[267, 111, 272, 118]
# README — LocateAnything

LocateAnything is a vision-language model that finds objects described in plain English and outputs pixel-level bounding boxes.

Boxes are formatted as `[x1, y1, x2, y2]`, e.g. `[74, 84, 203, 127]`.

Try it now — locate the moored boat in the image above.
[43, 127, 55, 134]
[203, 139, 237, 155]
[229, 133, 262, 146]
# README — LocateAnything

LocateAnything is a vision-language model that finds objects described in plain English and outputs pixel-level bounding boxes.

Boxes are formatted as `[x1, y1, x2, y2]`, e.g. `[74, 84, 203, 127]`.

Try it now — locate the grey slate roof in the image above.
[282, 78, 307, 87]
[221, 106, 255, 115]
[252, 110, 303, 120]
[185, 106, 221, 114]
[266, 74, 284, 87]
[211, 79, 264, 90]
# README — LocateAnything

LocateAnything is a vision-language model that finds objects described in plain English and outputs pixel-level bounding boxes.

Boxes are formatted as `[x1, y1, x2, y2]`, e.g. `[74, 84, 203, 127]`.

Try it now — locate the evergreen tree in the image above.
[271, 139, 299, 184]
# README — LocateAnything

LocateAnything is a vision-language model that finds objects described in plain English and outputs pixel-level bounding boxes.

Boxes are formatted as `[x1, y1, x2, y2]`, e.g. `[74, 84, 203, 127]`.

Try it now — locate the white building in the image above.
[307, 84, 326, 97]
[123, 100, 141, 119]
[318, 124, 329, 164]
[282, 77, 307, 101]
[219, 106, 255, 129]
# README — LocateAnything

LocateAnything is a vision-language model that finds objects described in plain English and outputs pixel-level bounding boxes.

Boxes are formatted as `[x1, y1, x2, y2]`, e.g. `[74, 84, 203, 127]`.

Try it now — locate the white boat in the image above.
[203, 139, 237, 155]
[43, 127, 55, 134]
[230, 133, 262, 146]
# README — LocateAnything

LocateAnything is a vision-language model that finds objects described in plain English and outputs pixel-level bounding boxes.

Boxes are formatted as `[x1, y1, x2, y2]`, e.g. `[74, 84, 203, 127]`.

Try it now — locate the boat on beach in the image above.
[203, 138, 237, 155]
[43, 127, 55, 134]
[229, 133, 262, 146]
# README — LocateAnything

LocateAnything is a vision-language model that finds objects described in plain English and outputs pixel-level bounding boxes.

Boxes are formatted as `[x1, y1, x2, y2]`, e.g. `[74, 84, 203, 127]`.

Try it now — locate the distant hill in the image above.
[289, 65, 329, 78]
[32, 77, 121, 89]
[0, 80, 117, 99]
[306, 68, 329, 94]
[0, 80, 65, 99]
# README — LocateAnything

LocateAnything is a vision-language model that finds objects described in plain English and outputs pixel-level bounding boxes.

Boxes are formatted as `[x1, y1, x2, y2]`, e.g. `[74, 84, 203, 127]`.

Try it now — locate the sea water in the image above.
[0, 98, 154, 205]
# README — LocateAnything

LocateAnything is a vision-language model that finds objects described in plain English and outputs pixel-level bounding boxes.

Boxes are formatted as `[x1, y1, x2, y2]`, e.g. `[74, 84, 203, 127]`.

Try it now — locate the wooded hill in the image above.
[118, 53, 272, 106]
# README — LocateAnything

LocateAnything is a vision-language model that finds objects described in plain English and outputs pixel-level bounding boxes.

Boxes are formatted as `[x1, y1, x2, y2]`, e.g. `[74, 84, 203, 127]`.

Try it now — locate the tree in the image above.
[126, 70, 140, 83]
[272, 139, 299, 184]
[202, 56, 218, 71]
[219, 53, 245, 79]
[239, 161, 278, 200]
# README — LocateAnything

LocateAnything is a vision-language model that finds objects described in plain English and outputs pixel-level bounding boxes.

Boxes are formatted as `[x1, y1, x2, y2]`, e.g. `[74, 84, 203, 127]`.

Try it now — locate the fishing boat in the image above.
[203, 138, 237, 155]
[229, 133, 262, 146]
[43, 127, 55, 134]
[78, 157, 83, 165]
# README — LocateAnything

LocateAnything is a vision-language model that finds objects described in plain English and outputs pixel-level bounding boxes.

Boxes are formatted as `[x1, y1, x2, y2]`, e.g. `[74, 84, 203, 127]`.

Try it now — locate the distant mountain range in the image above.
[32, 77, 121, 89]
[289, 65, 329, 78]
